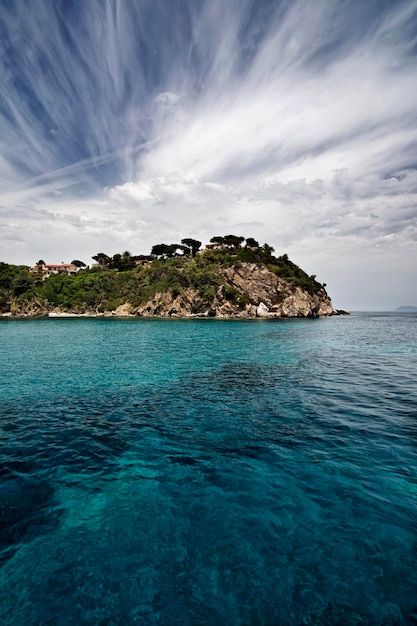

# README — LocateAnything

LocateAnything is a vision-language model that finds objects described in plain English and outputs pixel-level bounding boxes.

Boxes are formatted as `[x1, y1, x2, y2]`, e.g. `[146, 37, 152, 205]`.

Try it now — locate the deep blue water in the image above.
[1, 313, 417, 625]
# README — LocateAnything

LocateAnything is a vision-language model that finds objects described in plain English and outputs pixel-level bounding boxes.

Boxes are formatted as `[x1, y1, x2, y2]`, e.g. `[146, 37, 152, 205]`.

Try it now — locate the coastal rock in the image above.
[130, 262, 334, 318]
[222, 262, 288, 308]
[113, 303, 133, 317]
[221, 262, 333, 318]
[9, 299, 50, 317]
[256, 302, 270, 317]
[279, 287, 333, 318]
[133, 288, 206, 317]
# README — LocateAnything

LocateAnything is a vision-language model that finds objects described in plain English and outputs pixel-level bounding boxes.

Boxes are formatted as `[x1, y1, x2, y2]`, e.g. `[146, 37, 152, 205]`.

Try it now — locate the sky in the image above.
[1, 0, 417, 310]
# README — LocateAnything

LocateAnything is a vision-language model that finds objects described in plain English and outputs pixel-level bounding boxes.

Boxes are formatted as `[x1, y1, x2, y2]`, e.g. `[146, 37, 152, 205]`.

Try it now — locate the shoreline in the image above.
[0, 309, 350, 320]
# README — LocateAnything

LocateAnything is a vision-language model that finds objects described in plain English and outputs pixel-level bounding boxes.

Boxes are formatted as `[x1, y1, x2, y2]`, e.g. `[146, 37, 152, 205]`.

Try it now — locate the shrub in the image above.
[238, 292, 251, 307]
[224, 286, 240, 304]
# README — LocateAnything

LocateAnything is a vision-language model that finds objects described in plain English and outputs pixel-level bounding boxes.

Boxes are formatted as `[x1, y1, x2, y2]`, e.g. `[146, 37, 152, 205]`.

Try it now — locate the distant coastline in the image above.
[395, 306, 417, 312]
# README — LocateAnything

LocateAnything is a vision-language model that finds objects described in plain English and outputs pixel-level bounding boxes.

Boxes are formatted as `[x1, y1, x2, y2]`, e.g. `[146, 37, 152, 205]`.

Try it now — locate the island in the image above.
[0, 236, 349, 318]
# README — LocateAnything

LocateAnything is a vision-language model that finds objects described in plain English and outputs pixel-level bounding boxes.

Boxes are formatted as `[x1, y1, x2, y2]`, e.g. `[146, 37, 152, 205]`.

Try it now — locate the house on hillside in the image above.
[132, 255, 153, 266]
[205, 242, 228, 251]
[30, 263, 79, 280]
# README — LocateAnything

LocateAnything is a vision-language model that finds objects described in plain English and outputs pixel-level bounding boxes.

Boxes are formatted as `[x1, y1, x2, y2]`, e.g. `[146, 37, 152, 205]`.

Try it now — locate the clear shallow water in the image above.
[0, 313, 417, 625]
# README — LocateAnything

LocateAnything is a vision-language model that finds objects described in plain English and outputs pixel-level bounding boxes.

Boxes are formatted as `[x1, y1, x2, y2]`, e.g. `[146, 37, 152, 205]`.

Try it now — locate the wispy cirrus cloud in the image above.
[0, 0, 416, 308]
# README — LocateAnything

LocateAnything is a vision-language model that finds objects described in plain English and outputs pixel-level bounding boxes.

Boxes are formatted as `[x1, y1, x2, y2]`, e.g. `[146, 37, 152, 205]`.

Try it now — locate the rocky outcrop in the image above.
[131, 262, 334, 318]
[220, 262, 333, 318]
[222, 262, 289, 307]
[9, 298, 51, 317]
[113, 302, 133, 317]
[132, 289, 205, 317]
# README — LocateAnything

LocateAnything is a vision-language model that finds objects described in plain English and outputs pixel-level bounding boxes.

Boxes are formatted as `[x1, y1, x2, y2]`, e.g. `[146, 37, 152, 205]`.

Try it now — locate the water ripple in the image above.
[0, 314, 417, 624]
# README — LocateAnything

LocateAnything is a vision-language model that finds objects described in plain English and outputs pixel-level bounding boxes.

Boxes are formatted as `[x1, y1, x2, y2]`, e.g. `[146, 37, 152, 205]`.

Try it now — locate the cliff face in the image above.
[221, 263, 333, 317]
[131, 262, 334, 318]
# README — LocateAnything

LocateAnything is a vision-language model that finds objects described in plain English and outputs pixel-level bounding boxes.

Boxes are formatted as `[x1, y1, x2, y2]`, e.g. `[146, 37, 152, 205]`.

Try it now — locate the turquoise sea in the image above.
[0, 313, 417, 625]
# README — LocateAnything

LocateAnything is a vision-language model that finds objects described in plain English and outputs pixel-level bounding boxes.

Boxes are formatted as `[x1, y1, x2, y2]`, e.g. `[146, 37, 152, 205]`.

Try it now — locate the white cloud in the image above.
[1, 0, 417, 309]
[154, 92, 180, 106]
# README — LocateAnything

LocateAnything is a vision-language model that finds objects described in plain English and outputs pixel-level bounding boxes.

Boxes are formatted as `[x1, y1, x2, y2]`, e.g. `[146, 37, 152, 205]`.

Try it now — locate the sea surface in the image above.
[0, 313, 417, 625]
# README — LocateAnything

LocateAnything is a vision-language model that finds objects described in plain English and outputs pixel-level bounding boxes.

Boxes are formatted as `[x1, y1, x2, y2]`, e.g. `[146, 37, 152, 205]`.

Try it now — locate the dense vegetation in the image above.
[0, 237, 326, 314]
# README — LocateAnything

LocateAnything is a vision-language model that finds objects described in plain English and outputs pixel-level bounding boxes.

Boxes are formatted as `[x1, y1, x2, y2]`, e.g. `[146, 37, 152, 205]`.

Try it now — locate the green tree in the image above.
[109, 253, 122, 269]
[13, 274, 34, 297]
[120, 251, 135, 270]
[262, 243, 275, 257]
[181, 238, 201, 257]
[151, 244, 170, 258]
[224, 235, 245, 248]
[151, 244, 183, 259]
[92, 253, 110, 266]
[178, 245, 191, 256]
[245, 238, 259, 248]
[109, 252, 135, 271]
[166, 244, 182, 258]
[71, 260, 86, 268]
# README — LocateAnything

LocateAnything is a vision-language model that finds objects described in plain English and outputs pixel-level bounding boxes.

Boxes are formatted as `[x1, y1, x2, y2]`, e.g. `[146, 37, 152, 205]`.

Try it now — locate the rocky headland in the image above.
[3, 262, 344, 319]
[132, 262, 334, 318]
[0, 238, 349, 319]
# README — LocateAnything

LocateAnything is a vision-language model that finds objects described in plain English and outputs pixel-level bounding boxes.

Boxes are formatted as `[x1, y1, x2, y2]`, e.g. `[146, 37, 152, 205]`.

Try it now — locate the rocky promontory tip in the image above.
[1, 237, 346, 319]
[129, 262, 333, 318]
